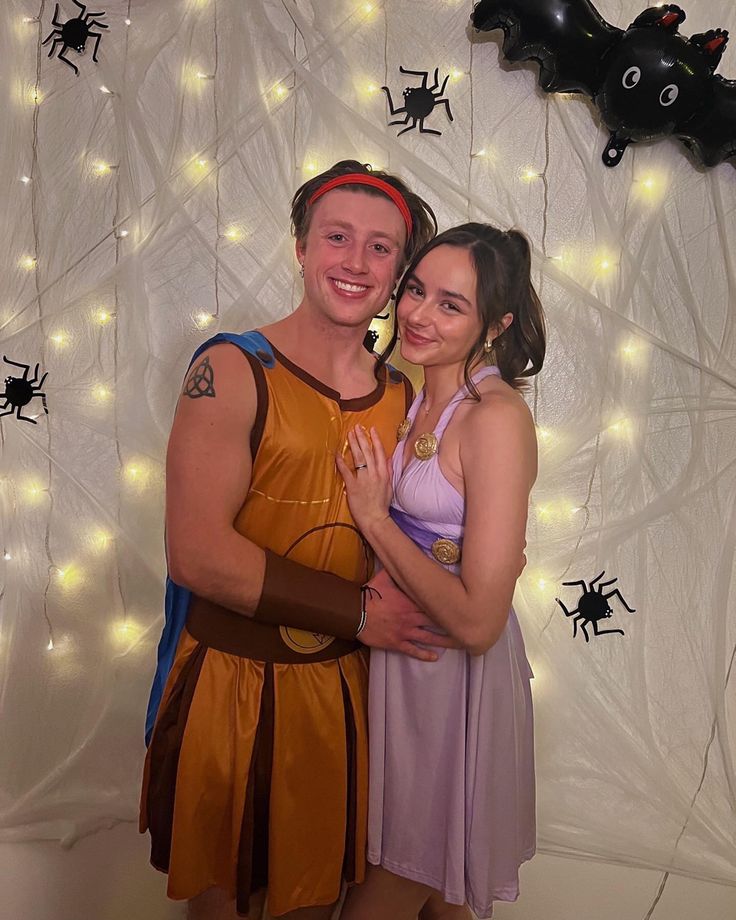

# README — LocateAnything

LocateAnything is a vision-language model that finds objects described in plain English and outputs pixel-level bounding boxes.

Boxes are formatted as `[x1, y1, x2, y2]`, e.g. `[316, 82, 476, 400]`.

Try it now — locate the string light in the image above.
[124, 18, 131, 26]
[536, 426, 553, 443]
[20, 175, 31, 184]
[111, 619, 143, 645]
[123, 459, 154, 489]
[195, 311, 216, 329]
[20, 255, 37, 270]
[3, 552, 11, 561]
[115, 229, 129, 238]
[47, 638, 55, 651]
[471, 148, 488, 158]
[50, 331, 69, 347]
[223, 225, 244, 242]
[92, 384, 111, 402]
[273, 84, 288, 99]
[99, 85, 113, 95]
[364, 81, 380, 95]
[304, 161, 318, 173]
[449, 67, 464, 81]
[26, 85, 43, 105]
[89, 530, 112, 552]
[608, 417, 633, 438]
[23, 16, 40, 22]
[94, 308, 114, 324]
[520, 167, 541, 181]
[24, 482, 47, 504]
[92, 161, 111, 176]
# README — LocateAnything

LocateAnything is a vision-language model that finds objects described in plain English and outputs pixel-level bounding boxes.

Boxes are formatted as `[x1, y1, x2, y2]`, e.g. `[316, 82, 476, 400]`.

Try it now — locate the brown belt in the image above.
[186, 594, 361, 664]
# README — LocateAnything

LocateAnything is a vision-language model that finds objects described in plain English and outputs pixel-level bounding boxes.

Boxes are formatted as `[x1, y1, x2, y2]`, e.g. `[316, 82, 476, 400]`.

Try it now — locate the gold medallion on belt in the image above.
[431, 538, 461, 565]
[279, 626, 336, 654]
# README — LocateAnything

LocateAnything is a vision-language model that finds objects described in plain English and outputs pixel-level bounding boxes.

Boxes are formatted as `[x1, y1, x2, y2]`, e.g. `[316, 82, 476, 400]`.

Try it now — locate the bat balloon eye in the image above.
[659, 84, 679, 106]
[621, 66, 641, 89]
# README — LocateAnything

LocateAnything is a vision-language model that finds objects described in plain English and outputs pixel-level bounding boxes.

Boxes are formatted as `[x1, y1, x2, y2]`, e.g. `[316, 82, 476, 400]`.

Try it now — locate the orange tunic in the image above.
[141, 332, 411, 917]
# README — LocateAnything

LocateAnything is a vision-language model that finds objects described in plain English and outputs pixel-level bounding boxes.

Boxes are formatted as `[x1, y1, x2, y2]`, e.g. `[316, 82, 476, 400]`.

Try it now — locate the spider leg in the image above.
[399, 66, 430, 81]
[85, 10, 107, 18]
[436, 73, 450, 97]
[397, 120, 418, 136]
[88, 19, 108, 29]
[89, 31, 103, 61]
[578, 618, 590, 642]
[72, 0, 88, 14]
[3, 357, 31, 373]
[591, 620, 625, 638]
[37, 372, 49, 389]
[58, 49, 80, 75]
[27, 364, 41, 386]
[16, 408, 39, 424]
[42, 29, 62, 48]
[46, 37, 63, 58]
[555, 598, 579, 618]
[381, 86, 404, 117]
[51, 4, 62, 27]
[32, 392, 49, 414]
[388, 113, 410, 126]
[603, 589, 635, 613]
[418, 121, 442, 136]
[561, 579, 588, 591]
[589, 571, 606, 587]
[427, 68, 440, 92]
[435, 98, 454, 122]
[0, 407, 16, 418]
[597, 578, 617, 591]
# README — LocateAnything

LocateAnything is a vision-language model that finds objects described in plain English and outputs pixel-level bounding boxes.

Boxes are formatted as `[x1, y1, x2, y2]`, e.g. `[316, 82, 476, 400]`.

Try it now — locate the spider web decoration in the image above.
[42, 1, 108, 76]
[0, 356, 49, 425]
[382, 66, 454, 136]
[555, 571, 636, 642]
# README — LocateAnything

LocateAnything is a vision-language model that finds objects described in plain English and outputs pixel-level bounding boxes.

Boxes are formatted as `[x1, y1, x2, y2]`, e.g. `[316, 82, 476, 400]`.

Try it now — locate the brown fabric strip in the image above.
[241, 350, 269, 460]
[187, 594, 360, 662]
[340, 668, 358, 883]
[254, 550, 362, 641]
[402, 373, 414, 415]
[236, 662, 274, 917]
[146, 642, 208, 873]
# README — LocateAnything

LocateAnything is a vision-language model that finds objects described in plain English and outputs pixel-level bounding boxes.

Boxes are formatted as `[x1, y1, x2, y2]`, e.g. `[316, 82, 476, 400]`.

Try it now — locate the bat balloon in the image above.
[471, 1, 736, 168]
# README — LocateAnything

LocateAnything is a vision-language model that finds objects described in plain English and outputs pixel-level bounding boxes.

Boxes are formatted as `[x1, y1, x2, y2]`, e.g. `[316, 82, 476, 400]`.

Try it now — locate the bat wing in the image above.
[471, 0, 623, 96]
[677, 75, 736, 167]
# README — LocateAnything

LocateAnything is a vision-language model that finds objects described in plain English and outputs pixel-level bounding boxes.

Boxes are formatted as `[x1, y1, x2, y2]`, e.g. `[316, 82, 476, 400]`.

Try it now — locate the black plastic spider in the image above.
[555, 570, 635, 642]
[1, 356, 49, 425]
[42, 0, 108, 76]
[382, 67, 454, 136]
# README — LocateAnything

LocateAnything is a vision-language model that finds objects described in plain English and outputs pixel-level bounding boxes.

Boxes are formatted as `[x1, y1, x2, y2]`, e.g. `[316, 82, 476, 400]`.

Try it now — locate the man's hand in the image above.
[358, 568, 461, 661]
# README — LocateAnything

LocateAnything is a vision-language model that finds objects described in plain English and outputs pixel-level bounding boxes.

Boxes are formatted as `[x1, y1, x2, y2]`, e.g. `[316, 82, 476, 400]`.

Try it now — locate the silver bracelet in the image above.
[356, 586, 369, 636]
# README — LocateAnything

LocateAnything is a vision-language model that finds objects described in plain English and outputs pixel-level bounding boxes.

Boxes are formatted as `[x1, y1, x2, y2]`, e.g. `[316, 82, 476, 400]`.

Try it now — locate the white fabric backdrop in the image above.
[0, 0, 734, 895]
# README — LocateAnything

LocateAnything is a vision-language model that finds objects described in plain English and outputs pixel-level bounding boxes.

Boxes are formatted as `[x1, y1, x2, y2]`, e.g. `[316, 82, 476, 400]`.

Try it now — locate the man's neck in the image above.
[260, 305, 378, 398]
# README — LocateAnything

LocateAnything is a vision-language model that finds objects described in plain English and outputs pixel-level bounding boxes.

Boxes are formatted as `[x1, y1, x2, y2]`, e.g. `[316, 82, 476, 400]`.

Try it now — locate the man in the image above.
[140, 160, 447, 919]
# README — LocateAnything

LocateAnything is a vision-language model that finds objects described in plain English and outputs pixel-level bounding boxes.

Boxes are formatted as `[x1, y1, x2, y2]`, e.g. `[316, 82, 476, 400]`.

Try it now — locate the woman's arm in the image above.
[338, 396, 536, 655]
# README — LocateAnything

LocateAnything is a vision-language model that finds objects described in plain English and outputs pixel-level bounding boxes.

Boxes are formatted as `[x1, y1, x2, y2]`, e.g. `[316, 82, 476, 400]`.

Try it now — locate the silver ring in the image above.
[355, 463, 368, 471]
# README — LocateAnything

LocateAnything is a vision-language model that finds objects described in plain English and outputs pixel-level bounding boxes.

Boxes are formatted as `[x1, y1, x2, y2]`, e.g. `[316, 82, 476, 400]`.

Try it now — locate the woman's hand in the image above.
[335, 426, 393, 532]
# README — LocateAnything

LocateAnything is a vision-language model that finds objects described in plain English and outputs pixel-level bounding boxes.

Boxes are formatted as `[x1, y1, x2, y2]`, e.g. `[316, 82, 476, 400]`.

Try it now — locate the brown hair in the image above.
[391, 223, 546, 392]
[291, 160, 437, 374]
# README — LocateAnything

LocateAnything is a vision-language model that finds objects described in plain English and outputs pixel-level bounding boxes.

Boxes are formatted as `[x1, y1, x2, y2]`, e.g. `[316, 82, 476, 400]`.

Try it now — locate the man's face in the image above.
[296, 188, 407, 330]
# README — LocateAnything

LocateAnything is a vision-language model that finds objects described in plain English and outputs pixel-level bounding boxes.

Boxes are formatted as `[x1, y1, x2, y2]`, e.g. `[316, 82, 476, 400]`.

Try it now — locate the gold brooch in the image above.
[414, 432, 438, 460]
[397, 418, 411, 441]
[431, 539, 461, 565]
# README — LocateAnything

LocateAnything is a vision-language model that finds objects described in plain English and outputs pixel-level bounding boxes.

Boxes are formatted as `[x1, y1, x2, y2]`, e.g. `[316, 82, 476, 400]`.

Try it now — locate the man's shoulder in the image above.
[190, 330, 275, 369]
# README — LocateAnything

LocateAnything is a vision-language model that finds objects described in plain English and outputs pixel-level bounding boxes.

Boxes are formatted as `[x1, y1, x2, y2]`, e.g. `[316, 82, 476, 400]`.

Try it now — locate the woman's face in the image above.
[397, 244, 484, 370]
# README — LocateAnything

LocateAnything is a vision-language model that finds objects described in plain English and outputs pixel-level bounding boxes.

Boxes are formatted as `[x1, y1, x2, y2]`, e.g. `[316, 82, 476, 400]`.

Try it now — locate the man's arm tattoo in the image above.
[183, 356, 216, 398]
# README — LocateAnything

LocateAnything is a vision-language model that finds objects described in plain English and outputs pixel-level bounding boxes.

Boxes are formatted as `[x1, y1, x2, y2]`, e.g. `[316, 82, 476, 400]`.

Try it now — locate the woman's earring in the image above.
[483, 339, 493, 354]
[299, 262, 304, 279]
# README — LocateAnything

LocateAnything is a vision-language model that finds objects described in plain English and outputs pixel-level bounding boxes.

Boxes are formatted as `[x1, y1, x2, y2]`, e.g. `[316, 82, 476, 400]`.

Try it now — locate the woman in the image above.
[336, 223, 546, 920]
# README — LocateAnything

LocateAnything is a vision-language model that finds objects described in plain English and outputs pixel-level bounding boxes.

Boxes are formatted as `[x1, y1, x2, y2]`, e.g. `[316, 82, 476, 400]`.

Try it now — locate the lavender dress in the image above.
[367, 366, 535, 918]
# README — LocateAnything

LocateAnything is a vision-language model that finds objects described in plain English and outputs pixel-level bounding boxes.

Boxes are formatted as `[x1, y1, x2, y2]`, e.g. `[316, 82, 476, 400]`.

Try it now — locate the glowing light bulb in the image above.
[195, 311, 216, 329]
[274, 84, 288, 99]
[20, 175, 31, 184]
[124, 18, 131, 25]
[100, 85, 113, 95]
[536, 503, 552, 520]
[92, 161, 111, 176]
[50, 331, 68, 347]
[27, 86, 43, 105]
[521, 168, 541, 181]
[536, 427, 552, 443]
[94, 308, 113, 324]
[362, 2, 374, 13]
[116, 229, 129, 238]
[47, 637, 55, 651]
[365, 82, 379, 94]
[23, 16, 39, 22]
[20, 255, 37, 270]
[112, 619, 143, 644]
[89, 529, 112, 552]
[93, 384, 111, 402]
[3, 552, 11, 561]
[223, 225, 244, 242]
[450, 67, 464, 80]
[304, 161, 318, 173]
[608, 417, 633, 438]
[594, 252, 617, 274]
[196, 158, 208, 168]
[472, 148, 487, 158]
[123, 459, 153, 488]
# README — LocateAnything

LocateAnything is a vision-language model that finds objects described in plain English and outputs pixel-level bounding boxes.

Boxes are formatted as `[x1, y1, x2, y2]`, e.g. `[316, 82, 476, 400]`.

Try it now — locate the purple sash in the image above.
[389, 506, 461, 555]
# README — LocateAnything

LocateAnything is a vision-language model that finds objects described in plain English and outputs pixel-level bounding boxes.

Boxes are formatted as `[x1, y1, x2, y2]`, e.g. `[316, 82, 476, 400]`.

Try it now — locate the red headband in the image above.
[308, 173, 413, 240]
